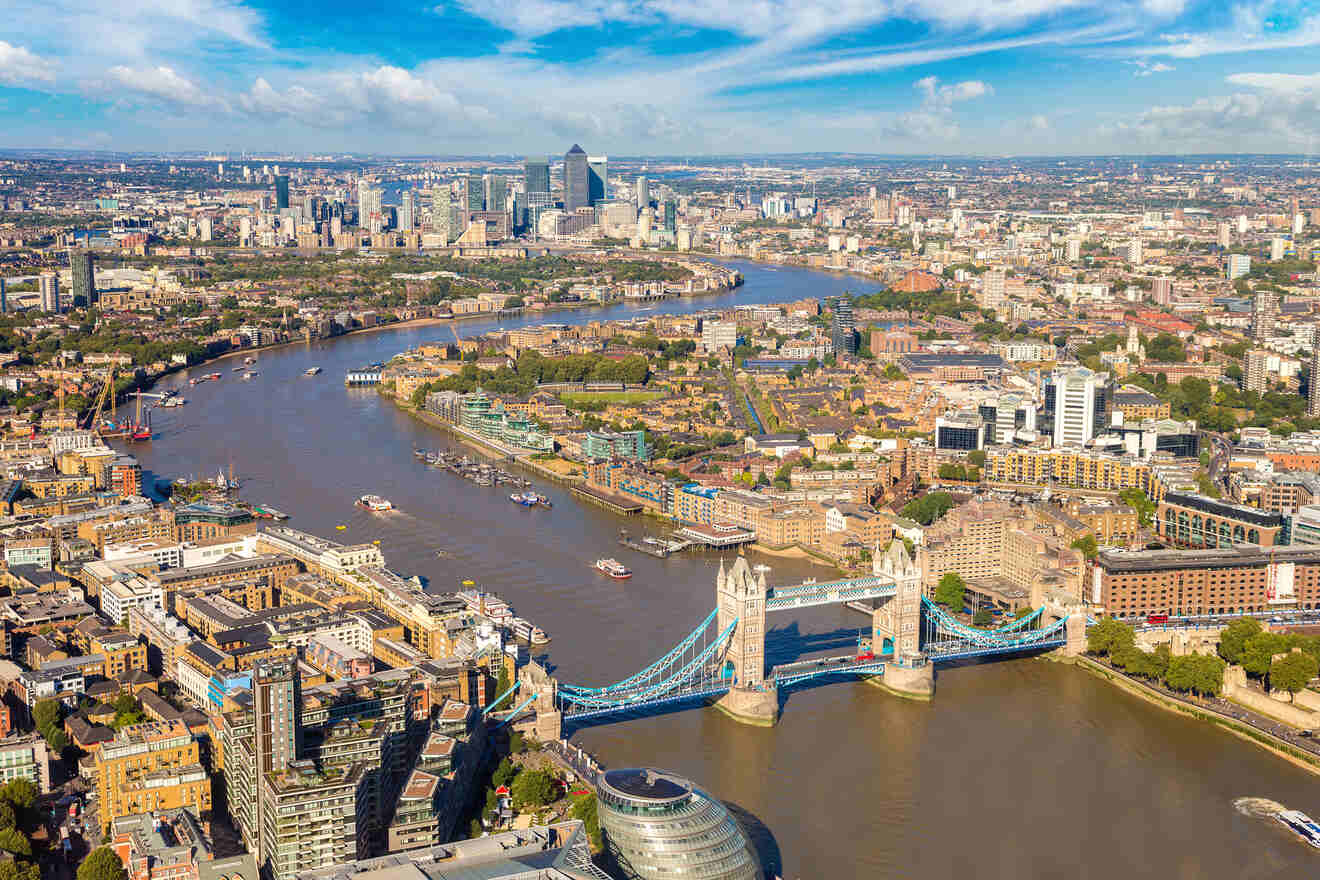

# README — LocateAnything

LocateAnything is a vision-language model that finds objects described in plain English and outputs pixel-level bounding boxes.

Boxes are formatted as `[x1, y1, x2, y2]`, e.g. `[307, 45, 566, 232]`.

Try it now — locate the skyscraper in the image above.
[1252, 290, 1278, 341]
[0, 278, 6, 314]
[251, 659, 300, 872]
[587, 155, 608, 205]
[831, 298, 856, 355]
[1048, 367, 1103, 446]
[523, 158, 550, 196]
[38, 273, 60, 314]
[274, 174, 290, 210]
[1245, 348, 1270, 393]
[70, 248, 95, 305]
[563, 144, 589, 213]
[464, 174, 484, 213]
[1308, 346, 1320, 419]
[662, 199, 677, 236]
[399, 190, 415, 230]
[483, 174, 508, 213]
[431, 187, 454, 243]
[636, 175, 649, 207]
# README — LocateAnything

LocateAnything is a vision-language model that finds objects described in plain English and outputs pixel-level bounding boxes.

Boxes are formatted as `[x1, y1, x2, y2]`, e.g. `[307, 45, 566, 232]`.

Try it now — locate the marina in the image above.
[417, 448, 533, 489]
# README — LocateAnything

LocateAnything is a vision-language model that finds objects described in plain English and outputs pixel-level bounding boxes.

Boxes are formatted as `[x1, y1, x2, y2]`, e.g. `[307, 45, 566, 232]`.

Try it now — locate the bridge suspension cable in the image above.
[922, 597, 1067, 648]
[559, 608, 719, 696]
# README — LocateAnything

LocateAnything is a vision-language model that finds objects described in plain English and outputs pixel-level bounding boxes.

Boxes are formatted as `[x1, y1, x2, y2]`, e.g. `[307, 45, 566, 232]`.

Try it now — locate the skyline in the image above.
[0, 2, 1318, 155]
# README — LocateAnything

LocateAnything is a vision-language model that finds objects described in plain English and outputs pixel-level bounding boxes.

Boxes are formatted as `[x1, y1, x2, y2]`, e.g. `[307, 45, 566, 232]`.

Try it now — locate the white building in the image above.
[100, 576, 163, 624]
[1050, 367, 1102, 447]
[701, 320, 738, 351]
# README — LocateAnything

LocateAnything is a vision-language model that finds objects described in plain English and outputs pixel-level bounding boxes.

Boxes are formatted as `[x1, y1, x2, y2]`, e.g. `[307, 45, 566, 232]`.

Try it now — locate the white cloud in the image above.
[1130, 59, 1175, 75]
[1101, 86, 1320, 150]
[1028, 113, 1050, 131]
[0, 41, 56, 86]
[1226, 71, 1320, 93]
[101, 65, 214, 107]
[1137, 6, 1320, 58]
[883, 75, 991, 140]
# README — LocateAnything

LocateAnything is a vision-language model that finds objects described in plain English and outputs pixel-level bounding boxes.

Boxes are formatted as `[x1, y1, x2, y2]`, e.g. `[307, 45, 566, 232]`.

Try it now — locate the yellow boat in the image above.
[336, 524, 347, 530]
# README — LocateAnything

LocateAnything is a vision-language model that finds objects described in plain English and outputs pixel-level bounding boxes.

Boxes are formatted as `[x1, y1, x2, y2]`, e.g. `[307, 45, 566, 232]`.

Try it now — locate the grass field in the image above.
[560, 391, 664, 404]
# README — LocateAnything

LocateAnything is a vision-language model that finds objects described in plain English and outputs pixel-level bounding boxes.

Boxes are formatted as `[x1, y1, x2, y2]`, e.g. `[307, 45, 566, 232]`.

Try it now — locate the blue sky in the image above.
[1, 1, 1319, 155]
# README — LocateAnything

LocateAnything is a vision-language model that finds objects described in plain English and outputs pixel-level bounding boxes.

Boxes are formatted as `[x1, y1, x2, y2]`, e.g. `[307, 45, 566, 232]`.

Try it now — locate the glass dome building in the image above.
[596, 768, 762, 880]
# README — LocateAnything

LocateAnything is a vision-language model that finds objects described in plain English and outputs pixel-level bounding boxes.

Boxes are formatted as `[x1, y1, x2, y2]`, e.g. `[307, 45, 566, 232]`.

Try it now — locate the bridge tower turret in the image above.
[869, 540, 934, 699]
[714, 556, 777, 725]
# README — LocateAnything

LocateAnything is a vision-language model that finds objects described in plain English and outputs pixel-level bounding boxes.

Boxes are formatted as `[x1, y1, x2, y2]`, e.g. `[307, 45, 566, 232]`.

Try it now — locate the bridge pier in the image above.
[867, 541, 933, 699]
[866, 657, 934, 701]
[714, 557, 779, 726]
[1043, 601, 1088, 658]
[714, 683, 779, 727]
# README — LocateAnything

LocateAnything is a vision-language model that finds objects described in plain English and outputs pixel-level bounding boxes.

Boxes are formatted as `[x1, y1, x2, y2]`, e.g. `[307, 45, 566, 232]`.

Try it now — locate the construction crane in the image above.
[84, 366, 114, 431]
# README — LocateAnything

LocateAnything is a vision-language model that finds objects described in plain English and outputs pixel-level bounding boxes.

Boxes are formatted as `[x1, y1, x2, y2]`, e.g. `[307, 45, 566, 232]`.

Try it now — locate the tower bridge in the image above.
[507, 543, 1088, 740]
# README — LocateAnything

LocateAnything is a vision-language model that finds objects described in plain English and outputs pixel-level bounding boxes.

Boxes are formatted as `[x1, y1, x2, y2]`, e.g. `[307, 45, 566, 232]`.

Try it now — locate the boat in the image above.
[242, 371, 259, 380]
[511, 617, 550, 644]
[595, 558, 632, 579]
[510, 492, 538, 507]
[457, 589, 514, 624]
[232, 366, 244, 372]
[244, 356, 256, 364]
[207, 372, 221, 380]
[305, 367, 322, 376]
[356, 494, 394, 512]
[161, 397, 186, 407]
[1276, 810, 1320, 848]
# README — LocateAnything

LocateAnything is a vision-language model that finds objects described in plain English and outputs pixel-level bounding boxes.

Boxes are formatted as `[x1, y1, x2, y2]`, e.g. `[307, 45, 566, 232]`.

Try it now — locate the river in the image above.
[126, 261, 1318, 878]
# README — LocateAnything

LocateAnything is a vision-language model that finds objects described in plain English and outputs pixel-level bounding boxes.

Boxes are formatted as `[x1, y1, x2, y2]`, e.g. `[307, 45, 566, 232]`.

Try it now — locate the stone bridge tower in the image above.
[714, 556, 778, 725]
[869, 541, 934, 699]
[516, 659, 562, 742]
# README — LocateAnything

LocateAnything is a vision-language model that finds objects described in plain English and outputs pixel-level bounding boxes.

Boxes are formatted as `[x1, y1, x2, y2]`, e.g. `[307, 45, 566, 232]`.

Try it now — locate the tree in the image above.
[0, 802, 15, 831]
[1070, 534, 1099, 560]
[0, 860, 40, 880]
[78, 847, 127, 880]
[973, 608, 993, 627]
[1087, 617, 1135, 658]
[900, 492, 954, 526]
[511, 768, 559, 808]
[968, 449, 986, 467]
[491, 665, 512, 711]
[1241, 632, 1288, 680]
[1218, 618, 1262, 665]
[1269, 651, 1319, 699]
[934, 572, 966, 610]
[0, 827, 30, 857]
[491, 758, 518, 790]
[0, 779, 36, 812]
[1119, 488, 1156, 528]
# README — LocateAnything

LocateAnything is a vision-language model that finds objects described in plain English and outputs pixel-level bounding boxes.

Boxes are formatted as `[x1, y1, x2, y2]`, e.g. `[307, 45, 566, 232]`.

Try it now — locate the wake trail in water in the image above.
[1234, 797, 1287, 819]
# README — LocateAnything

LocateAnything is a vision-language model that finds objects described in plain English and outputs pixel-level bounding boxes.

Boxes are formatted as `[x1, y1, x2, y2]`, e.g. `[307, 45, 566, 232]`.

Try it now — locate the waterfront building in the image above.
[583, 430, 648, 462]
[563, 145, 589, 213]
[459, 391, 553, 452]
[1155, 491, 1284, 548]
[1094, 544, 1320, 617]
[596, 767, 760, 880]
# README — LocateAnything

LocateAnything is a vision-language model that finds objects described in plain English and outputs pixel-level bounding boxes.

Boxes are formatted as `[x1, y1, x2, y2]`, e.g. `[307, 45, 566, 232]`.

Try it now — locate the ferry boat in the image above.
[595, 558, 633, 579]
[510, 492, 538, 507]
[511, 617, 550, 645]
[1276, 810, 1320, 848]
[356, 494, 394, 512]
[456, 589, 514, 624]
[305, 367, 322, 376]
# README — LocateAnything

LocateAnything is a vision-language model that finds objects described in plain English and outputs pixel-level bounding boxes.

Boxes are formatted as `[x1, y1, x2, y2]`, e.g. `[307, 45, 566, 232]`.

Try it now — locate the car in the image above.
[1301, 730, 1313, 738]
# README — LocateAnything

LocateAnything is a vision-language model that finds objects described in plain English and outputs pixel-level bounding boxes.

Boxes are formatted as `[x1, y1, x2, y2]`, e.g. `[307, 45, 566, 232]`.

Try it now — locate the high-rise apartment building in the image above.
[1245, 348, 1270, 393]
[981, 269, 1006, 309]
[39, 272, 60, 314]
[831, 298, 856, 356]
[636, 175, 649, 207]
[1309, 346, 1320, 419]
[563, 145, 589, 213]
[398, 191, 415, 230]
[1217, 221, 1232, 248]
[587, 156, 608, 205]
[1228, 253, 1252, 280]
[70, 248, 96, 305]
[274, 175, 290, 210]
[1252, 289, 1278, 341]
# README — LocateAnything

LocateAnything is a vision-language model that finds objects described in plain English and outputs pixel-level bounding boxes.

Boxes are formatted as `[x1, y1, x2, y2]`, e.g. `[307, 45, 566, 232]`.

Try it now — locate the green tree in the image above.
[511, 768, 559, 808]
[1118, 488, 1156, 528]
[1070, 534, 1099, 560]
[1087, 617, 1135, 658]
[934, 572, 966, 610]
[972, 608, 993, 627]
[0, 779, 36, 812]
[0, 827, 30, 857]
[568, 793, 602, 851]
[900, 492, 954, 525]
[78, 847, 127, 880]
[1217, 618, 1262, 665]
[491, 665, 512, 711]
[968, 449, 986, 467]
[0, 860, 40, 880]
[1269, 651, 1319, 699]
[0, 802, 14, 831]
[1241, 632, 1289, 680]
[491, 758, 518, 791]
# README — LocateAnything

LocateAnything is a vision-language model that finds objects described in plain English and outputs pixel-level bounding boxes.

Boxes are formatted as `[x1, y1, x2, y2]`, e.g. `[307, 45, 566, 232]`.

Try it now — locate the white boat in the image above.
[595, 558, 632, 579]
[457, 589, 514, 624]
[356, 494, 393, 512]
[511, 617, 550, 644]
[305, 367, 322, 376]
[1276, 810, 1320, 848]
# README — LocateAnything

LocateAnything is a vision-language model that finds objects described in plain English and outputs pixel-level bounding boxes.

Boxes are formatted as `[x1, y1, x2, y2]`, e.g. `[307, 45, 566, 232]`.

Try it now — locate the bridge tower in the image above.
[713, 556, 778, 725]
[869, 541, 934, 699]
[516, 659, 562, 742]
[1043, 600, 1088, 657]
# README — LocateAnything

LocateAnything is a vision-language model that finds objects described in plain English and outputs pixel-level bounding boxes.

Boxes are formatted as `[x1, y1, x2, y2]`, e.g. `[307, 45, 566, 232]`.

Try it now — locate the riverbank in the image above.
[1059, 654, 1320, 777]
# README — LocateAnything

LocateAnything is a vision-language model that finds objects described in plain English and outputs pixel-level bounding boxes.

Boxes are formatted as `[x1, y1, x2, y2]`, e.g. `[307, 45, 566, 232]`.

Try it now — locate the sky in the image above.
[1, 1, 1320, 156]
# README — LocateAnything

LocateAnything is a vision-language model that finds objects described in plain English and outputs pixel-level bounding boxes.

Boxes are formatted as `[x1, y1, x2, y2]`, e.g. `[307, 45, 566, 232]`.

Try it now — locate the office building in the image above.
[39, 273, 60, 314]
[523, 158, 550, 197]
[0, 735, 50, 793]
[587, 156, 607, 205]
[831, 298, 856, 355]
[1155, 491, 1284, 549]
[482, 175, 508, 214]
[635, 175, 649, 207]
[662, 199, 677, 236]
[464, 175, 484, 213]
[1252, 289, 1278, 341]
[1245, 348, 1270, 393]
[1046, 367, 1104, 446]
[935, 411, 984, 451]
[563, 145, 589, 213]
[597, 768, 761, 880]
[70, 248, 96, 305]
[274, 175, 290, 210]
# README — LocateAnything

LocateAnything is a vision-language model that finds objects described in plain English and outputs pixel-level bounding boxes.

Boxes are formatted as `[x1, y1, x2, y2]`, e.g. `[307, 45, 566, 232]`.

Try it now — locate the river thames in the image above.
[126, 261, 1318, 878]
